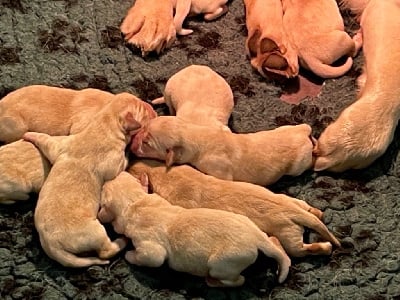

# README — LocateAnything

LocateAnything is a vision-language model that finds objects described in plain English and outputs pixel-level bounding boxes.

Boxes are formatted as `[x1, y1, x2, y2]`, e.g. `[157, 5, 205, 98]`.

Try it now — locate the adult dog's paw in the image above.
[120, 0, 177, 56]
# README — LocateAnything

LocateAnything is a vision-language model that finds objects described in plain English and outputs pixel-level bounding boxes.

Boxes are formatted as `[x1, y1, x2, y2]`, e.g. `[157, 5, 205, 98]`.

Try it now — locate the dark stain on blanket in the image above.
[38, 17, 88, 53]
[131, 78, 162, 101]
[100, 26, 124, 49]
[0, 46, 20, 65]
[61, 74, 112, 92]
[1, 0, 24, 12]
[197, 31, 221, 49]
[274, 104, 334, 137]
[227, 75, 255, 97]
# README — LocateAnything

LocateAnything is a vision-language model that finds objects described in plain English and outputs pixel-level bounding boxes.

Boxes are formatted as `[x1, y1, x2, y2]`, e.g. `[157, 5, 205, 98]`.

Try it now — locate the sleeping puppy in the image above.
[131, 116, 314, 186]
[120, 0, 176, 56]
[173, 0, 229, 35]
[0, 140, 50, 205]
[152, 65, 234, 130]
[22, 96, 154, 267]
[282, 0, 361, 78]
[314, 0, 400, 172]
[0, 85, 156, 143]
[244, 0, 299, 78]
[99, 171, 291, 286]
[128, 159, 341, 257]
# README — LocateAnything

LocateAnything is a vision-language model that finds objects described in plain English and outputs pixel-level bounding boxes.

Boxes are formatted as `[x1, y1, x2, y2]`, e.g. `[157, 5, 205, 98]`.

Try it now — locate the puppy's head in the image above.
[130, 117, 184, 166]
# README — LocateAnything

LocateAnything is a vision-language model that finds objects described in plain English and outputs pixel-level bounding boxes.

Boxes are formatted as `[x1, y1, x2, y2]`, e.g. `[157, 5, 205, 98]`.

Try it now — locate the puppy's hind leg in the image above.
[125, 241, 167, 267]
[206, 250, 252, 287]
[204, 5, 229, 21]
[0, 116, 28, 143]
[174, 0, 193, 35]
[22, 133, 67, 164]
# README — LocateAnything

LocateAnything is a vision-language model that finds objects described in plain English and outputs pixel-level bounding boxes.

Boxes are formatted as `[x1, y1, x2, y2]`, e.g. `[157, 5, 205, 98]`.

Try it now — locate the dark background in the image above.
[0, 0, 399, 299]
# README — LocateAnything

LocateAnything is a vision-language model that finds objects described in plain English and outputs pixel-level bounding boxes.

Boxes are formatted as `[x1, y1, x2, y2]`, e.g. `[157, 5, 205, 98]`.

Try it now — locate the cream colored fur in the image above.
[0, 85, 156, 143]
[99, 171, 291, 286]
[120, 0, 176, 56]
[0, 140, 50, 204]
[151, 65, 233, 130]
[21, 96, 154, 267]
[128, 159, 341, 257]
[244, 0, 299, 78]
[131, 116, 314, 186]
[314, 0, 400, 172]
[281, 0, 361, 78]
[173, 0, 229, 35]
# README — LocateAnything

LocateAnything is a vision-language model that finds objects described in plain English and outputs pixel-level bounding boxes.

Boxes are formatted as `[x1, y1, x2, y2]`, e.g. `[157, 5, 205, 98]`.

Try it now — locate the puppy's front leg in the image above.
[125, 241, 167, 267]
[22, 133, 67, 164]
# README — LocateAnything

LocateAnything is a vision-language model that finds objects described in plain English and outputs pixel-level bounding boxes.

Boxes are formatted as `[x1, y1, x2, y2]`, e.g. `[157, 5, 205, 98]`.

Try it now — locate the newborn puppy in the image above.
[245, 0, 299, 78]
[99, 171, 291, 286]
[128, 159, 341, 257]
[152, 65, 234, 130]
[131, 116, 314, 186]
[282, 0, 361, 78]
[0, 85, 156, 143]
[314, 0, 400, 171]
[120, 0, 176, 56]
[0, 140, 50, 205]
[22, 96, 154, 267]
[173, 0, 229, 35]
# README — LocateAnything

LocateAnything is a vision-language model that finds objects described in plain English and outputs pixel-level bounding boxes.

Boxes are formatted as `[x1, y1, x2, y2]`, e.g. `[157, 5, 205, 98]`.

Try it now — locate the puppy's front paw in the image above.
[120, 0, 176, 56]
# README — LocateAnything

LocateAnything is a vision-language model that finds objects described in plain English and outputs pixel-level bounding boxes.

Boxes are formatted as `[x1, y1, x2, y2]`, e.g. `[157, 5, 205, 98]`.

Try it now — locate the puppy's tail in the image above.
[302, 56, 353, 79]
[258, 234, 291, 283]
[151, 97, 165, 105]
[48, 247, 110, 268]
[293, 212, 341, 248]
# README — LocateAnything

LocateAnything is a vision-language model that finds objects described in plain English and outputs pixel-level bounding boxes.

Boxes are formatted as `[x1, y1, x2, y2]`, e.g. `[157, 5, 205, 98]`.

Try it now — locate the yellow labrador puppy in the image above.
[282, 0, 361, 78]
[128, 159, 341, 257]
[314, 0, 400, 172]
[152, 65, 234, 130]
[0, 85, 156, 143]
[131, 116, 314, 186]
[22, 96, 154, 267]
[99, 172, 291, 286]
[245, 0, 299, 78]
[0, 140, 50, 204]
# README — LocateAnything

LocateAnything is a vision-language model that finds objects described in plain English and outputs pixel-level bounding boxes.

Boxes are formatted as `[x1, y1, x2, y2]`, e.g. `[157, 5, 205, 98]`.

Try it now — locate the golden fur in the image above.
[281, 0, 361, 78]
[131, 116, 314, 186]
[314, 0, 400, 171]
[22, 96, 154, 267]
[151, 65, 234, 130]
[0, 85, 156, 143]
[99, 171, 291, 286]
[128, 159, 341, 257]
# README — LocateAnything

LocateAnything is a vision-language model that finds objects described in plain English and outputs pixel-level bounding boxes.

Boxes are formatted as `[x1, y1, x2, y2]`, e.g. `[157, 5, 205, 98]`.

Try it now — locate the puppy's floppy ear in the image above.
[139, 173, 150, 193]
[120, 111, 142, 133]
[165, 146, 184, 167]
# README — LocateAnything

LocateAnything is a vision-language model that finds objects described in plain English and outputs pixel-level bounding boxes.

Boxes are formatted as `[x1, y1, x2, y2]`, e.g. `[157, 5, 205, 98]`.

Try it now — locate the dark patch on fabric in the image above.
[1, 0, 24, 12]
[197, 31, 221, 49]
[100, 26, 124, 49]
[38, 17, 88, 53]
[0, 46, 21, 65]
[131, 78, 162, 101]
[88, 75, 111, 92]
[227, 75, 255, 97]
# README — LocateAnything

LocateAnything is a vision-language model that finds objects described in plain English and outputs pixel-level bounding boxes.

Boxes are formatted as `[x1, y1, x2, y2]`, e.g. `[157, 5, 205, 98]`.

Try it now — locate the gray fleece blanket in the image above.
[0, 0, 399, 299]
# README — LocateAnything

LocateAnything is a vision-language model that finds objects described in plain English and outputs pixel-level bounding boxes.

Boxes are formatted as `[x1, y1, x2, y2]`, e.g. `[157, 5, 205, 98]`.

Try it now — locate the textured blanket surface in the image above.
[0, 0, 399, 299]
